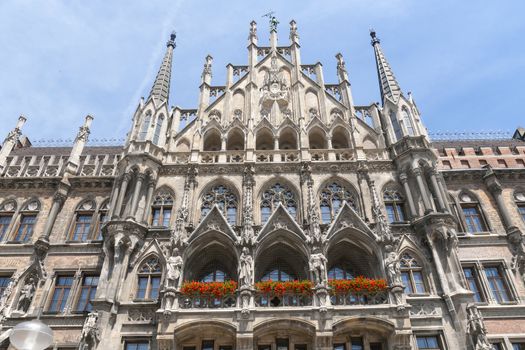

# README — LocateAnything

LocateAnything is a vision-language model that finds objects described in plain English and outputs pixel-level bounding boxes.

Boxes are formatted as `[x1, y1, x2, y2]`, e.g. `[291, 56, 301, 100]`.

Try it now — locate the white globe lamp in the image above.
[9, 319, 54, 350]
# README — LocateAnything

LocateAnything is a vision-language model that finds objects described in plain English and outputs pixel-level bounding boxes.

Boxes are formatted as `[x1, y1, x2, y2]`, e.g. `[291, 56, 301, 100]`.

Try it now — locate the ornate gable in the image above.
[189, 205, 238, 244]
[257, 204, 306, 243]
[325, 201, 377, 241]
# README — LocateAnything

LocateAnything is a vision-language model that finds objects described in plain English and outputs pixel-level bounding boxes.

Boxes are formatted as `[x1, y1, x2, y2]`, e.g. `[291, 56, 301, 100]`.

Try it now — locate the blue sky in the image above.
[1, 0, 524, 142]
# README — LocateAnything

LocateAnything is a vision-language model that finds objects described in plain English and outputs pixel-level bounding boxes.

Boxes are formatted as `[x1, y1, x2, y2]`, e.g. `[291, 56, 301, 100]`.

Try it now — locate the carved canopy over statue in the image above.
[260, 56, 289, 110]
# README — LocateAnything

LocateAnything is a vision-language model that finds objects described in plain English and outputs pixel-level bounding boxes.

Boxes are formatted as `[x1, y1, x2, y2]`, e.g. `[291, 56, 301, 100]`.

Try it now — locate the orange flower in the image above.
[180, 280, 238, 298]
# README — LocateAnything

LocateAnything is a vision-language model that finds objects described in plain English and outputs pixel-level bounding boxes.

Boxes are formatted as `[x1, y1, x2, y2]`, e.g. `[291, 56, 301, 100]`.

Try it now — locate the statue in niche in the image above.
[239, 247, 253, 288]
[165, 248, 183, 289]
[309, 251, 327, 286]
[384, 251, 402, 285]
[16, 276, 36, 313]
[79, 311, 100, 350]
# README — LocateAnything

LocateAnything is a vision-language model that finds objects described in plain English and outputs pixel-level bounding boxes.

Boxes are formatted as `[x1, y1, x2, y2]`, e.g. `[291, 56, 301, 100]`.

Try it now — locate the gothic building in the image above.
[0, 19, 525, 350]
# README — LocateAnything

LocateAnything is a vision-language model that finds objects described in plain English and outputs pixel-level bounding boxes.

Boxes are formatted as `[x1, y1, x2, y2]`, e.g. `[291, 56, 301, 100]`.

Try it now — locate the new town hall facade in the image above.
[0, 19, 525, 350]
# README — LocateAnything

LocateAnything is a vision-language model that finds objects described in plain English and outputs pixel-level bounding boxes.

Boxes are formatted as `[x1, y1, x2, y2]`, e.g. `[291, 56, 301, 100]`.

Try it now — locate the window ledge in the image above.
[406, 293, 432, 298]
[132, 299, 159, 304]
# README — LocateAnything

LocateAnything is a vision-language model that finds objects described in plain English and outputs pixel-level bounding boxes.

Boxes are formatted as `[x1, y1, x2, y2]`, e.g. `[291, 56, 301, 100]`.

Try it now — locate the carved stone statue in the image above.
[165, 248, 183, 289]
[239, 248, 253, 288]
[309, 252, 327, 286]
[16, 276, 36, 313]
[466, 304, 492, 350]
[79, 311, 99, 350]
[385, 251, 402, 285]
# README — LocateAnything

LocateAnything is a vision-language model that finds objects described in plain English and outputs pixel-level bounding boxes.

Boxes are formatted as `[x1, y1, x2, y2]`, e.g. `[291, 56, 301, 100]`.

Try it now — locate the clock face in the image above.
[270, 82, 280, 94]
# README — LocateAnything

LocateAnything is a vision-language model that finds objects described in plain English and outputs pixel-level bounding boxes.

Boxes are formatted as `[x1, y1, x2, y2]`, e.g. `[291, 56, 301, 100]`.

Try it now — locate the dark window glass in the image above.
[370, 344, 382, 350]
[319, 182, 358, 223]
[295, 345, 307, 350]
[400, 253, 426, 294]
[0, 276, 11, 296]
[383, 191, 405, 223]
[138, 114, 151, 141]
[71, 214, 92, 241]
[519, 205, 525, 222]
[202, 340, 214, 350]
[328, 266, 354, 280]
[351, 338, 363, 350]
[333, 345, 346, 350]
[485, 267, 510, 303]
[416, 336, 440, 349]
[49, 276, 74, 312]
[463, 267, 483, 302]
[14, 215, 36, 242]
[219, 347, 233, 350]
[76, 275, 99, 312]
[513, 344, 525, 350]
[491, 344, 502, 350]
[183, 347, 196, 350]
[0, 215, 12, 241]
[136, 257, 162, 300]
[201, 185, 237, 225]
[125, 341, 149, 350]
[462, 206, 486, 233]
[277, 339, 289, 350]
[150, 192, 173, 227]
[201, 269, 227, 282]
[258, 346, 271, 350]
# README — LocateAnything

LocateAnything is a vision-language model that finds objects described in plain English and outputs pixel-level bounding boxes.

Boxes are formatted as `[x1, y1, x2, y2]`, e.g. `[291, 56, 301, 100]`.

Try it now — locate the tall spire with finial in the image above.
[370, 29, 402, 104]
[149, 32, 176, 105]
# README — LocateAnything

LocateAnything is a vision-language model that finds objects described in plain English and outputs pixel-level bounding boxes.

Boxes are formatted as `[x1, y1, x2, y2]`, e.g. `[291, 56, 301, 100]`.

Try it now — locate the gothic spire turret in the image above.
[148, 32, 176, 105]
[370, 29, 402, 104]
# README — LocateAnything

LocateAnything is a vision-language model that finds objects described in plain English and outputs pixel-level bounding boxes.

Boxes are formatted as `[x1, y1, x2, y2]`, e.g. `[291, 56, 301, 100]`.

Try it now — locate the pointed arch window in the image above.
[136, 257, 162, 300]
[69, 200, 96, 242]
[201, 185, 238, 225]
[328, 265, 355, 280]
[514, 191, 525, 223]
[261, 183, 297, 224]
[14, 200, 40, 242]
[0, 200, 16, 242]
[383, 190, 406, 223]
[459, 193, 487, 233]
[319, 182, 358, 223]
[138, 113, 152, 141]
[261, 261, 296, 282]
[389, 111, 403, 141]
[200, 267, 229, 282]
[152, 115, 164, 145]
[401, 108, 415, 136]
[400, 253, 426, 294]
[150, 191, 173, 227]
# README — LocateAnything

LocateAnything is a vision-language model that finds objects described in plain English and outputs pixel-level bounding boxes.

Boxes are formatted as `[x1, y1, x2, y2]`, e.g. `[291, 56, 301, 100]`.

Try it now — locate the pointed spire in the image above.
[201, 55, 213, 85]
[289, 20, 299, 44]
[149, 31, 176, 105]
[0, 116, 26, 173]
[248, 20, 258, 45]
[370, 29, 402, 104]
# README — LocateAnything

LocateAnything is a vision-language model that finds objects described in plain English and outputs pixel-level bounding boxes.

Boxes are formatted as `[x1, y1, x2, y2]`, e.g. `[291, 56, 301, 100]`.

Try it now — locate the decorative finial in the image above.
[289, 19, 299, 42]
[370, 28, 380, 46]
[335, 53, 347, 75]
[167, 31, 177, 48]
[262, 11, 278, 32]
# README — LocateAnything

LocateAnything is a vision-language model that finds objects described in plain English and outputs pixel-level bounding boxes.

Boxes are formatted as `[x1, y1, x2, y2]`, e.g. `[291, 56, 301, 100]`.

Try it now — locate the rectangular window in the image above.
[295, 345, 307, 350]
[96, 212, 108, 240]
[258, 346, 271, 350]
[136, 277, 148, 299]
[219, 347, 233, 350]
[125, 341, 149, 350]
[401, 271, 413, 294]
[321, 205, 331, 223]
[76, 275, 99, 312]
[0, 215, 12, 241]
[151, 208, 161, 226]
[462, 206, 486, 233]
[0, 276, 11, 296]
[518, 205, 525, 223]
[71, 214, 92, 241]
[277, 339, 289, 350]
[460, 160, 471, 169]
[14, 214, 36, 242]
[416, 336, 441, 349]
[261, 207, 271, 224]
[333, 345, 346, 350]
[202, 340, 214, 350]
[49, 276, 74, 313]
[226, 207, 236, 225]
[463, 267, 484, 302]
[491, 343, 503, 350]
[183, 347, 196, 350]
[485, 267, 510, 303]
[412, 271, 426, 294]
[513, 344, 525, 350]
[351, 337, 363, 350]
[442, 160, 452, 169]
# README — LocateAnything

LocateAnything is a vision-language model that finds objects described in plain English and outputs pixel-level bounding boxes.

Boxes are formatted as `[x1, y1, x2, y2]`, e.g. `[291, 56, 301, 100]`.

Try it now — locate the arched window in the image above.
[0, 200, 16, 242]
[200, 268, 228, 282]
[383, 190, 406, 223]
[328, 265, 355, 280]
[136, 257, 162, 300]
[261, 262, 296, 282]
[152, 115, 164, 145]
[319, 182, 358, 223]
[459, 193, 488, 233]
[150, 191, 173, 227]
[400, 252, 426, 294]
[201, 185, 238, 225]
[515, 191, 525, 222]
[138, 113, 151, 141]
[260, 183, 297, 224]
[389, 111, 403, 141]
[401, 108, 415, 136]
[94, 200, 109, 240]
[14, 200, 40, 242]
[69, 200, 96, 242]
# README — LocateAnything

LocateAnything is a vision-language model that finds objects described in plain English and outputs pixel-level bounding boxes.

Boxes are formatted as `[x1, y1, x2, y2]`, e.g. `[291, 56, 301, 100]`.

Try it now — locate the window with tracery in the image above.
[328, 265, 355, 280]
[319, 182, 358, 223]
[515, 191, 525, 223]
[201, 185, 237, 225]
[383, 190, 406, 223]
[138, 113, 151, 141]
[389, 111, 403, 141]
[200, 268, 228, 282]
[400, 253, 426, 294]
[401, 108, 415, 136]
[152, 115, 164, 145]
[151, 192, 173, 227]
[136, 257, 162, 300]
[260, 183, 297, 224]
[70, 200, 96, 242]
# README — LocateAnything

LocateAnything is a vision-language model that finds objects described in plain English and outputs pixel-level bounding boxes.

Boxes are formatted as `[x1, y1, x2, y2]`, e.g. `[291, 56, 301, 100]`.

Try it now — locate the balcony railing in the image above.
[179, 294, 237, 309]
[330, 290, 388, 306]
[255, 293, 313, 307]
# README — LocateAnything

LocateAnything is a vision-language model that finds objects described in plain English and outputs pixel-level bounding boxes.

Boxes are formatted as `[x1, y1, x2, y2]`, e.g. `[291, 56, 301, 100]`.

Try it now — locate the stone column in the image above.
[142, 180, 156, 223]
[484, 170, 514, 230]
[41, 192, 67, 241]
[129, 173, 145, 219]
[113, 173, 131, 219]
[274, 137, 279, 150]
[413, 168, 433, 213]
[399, 172, 417, 218]
[107, 179, 120, 219]
[429, 168, 446, 212]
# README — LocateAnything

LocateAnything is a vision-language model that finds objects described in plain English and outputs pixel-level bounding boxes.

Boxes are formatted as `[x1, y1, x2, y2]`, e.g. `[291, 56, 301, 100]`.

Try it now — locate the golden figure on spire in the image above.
[263, 11, 279, 32]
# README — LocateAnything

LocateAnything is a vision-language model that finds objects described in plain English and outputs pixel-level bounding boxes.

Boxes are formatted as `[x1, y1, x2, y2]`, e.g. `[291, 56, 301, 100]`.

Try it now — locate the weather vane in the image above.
[262, 11, 279, 32]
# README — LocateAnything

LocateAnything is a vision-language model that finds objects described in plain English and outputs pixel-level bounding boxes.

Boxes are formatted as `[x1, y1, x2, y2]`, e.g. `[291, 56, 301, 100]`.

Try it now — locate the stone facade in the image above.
[0, 19, 524, 350]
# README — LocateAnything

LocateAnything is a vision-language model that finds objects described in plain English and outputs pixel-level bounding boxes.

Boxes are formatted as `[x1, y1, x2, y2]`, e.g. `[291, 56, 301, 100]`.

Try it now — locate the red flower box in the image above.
[328, 276, 387, 295]
[255, 280, 314, 297]
[180, 280, 238, 298]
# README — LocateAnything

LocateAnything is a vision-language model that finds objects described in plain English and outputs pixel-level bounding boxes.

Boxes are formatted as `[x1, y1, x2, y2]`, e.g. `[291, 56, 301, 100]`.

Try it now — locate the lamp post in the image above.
[9, 319, 53, 350]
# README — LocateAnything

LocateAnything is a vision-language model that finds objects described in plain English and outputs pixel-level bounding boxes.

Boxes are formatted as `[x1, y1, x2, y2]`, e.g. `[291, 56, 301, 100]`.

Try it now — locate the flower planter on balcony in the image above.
[328, 277, 388, 306]
[254, 280, 313, 307]
[180, 281, 238, 309]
